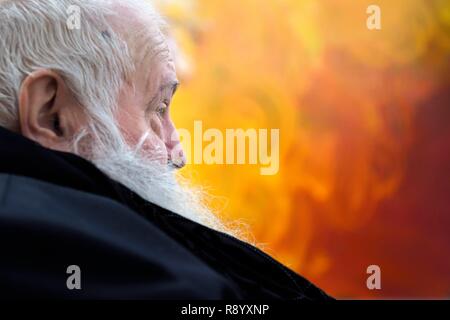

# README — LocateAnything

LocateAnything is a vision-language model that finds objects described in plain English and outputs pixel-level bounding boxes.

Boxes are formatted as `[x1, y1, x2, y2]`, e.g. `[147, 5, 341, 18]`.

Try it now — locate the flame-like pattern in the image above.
[156, 0, 450, 298]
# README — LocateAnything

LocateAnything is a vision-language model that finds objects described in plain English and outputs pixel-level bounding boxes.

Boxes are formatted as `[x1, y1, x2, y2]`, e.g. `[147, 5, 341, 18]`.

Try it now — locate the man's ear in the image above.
[18, 70, 84, 151]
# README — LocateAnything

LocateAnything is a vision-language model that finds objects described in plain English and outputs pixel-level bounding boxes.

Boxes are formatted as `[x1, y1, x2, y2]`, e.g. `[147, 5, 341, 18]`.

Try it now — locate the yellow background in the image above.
[155, 0, 450, 298]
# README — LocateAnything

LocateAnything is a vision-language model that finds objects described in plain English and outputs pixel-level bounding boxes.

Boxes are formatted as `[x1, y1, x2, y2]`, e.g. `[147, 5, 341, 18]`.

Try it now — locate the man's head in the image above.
[0, 0, 230, 234]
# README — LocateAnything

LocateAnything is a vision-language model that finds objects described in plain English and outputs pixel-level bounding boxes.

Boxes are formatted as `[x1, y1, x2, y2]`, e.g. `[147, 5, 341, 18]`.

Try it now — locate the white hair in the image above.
[0, 0, 167, 151]
[0, 0, 247, 238]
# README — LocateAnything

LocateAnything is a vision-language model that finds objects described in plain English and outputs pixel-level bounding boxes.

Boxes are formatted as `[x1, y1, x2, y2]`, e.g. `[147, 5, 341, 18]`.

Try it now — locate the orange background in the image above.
[156, 0, 450, 298]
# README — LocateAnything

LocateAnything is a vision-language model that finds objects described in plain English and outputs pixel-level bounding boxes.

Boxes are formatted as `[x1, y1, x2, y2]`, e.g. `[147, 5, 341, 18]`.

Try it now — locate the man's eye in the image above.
[157, 102, 168, 117]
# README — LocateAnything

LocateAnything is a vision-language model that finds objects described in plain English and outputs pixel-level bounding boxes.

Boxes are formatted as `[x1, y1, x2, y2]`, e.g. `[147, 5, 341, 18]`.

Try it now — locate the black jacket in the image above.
[0, 127, 331, 300]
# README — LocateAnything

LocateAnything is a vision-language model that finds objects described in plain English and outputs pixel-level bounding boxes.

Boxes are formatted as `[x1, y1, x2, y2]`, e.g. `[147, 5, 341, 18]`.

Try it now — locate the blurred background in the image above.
[154, 0, 450, 298]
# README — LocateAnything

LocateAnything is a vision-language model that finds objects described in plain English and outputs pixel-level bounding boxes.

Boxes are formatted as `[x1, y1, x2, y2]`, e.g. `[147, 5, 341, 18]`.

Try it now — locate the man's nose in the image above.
[164, 122, 186, 168]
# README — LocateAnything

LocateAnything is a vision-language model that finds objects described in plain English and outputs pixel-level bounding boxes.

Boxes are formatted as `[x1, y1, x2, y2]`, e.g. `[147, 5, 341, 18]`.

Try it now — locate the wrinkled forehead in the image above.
[108, 0, 175, 91]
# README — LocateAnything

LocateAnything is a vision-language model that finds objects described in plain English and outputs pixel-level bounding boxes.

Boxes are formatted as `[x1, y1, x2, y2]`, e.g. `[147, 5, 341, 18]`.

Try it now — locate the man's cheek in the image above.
[140, 135, 168, 163]
[149, 115, 164, 138]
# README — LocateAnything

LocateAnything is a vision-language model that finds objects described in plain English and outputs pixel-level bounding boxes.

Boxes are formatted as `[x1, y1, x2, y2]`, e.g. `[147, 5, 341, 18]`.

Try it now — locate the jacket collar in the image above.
[0, 126, 124, 200]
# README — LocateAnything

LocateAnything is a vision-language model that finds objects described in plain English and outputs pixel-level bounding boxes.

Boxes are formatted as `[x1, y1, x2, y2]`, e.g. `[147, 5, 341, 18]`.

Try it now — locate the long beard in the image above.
[73, 128, 233, 236]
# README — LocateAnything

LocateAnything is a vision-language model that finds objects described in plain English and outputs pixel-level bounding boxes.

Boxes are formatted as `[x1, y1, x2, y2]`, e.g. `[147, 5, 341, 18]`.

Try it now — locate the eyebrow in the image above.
[160, 81, 180, 96]
[147, 81, 180, 108]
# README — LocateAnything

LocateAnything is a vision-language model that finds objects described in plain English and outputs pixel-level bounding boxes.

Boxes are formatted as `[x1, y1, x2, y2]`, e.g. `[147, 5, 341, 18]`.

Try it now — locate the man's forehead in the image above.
[109, 0, 159, 29]
[108, 1, 177, 93]
[147, 59, 178, 96]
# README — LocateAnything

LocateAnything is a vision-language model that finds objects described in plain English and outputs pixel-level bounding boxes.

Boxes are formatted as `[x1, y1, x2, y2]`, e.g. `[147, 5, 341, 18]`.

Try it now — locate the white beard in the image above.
[74, 128, 231, 236]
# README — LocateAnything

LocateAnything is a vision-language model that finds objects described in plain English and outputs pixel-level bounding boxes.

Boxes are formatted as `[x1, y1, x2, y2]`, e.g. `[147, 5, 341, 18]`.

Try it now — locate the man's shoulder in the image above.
[0, 173, 154, 236]
[0, 173, 332, 300]
[0, 173, 238, 299]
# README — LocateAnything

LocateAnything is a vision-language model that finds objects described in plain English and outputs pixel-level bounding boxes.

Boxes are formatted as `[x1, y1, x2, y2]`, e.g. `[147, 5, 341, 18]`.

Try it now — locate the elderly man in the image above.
[0, 0, 329, 299]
